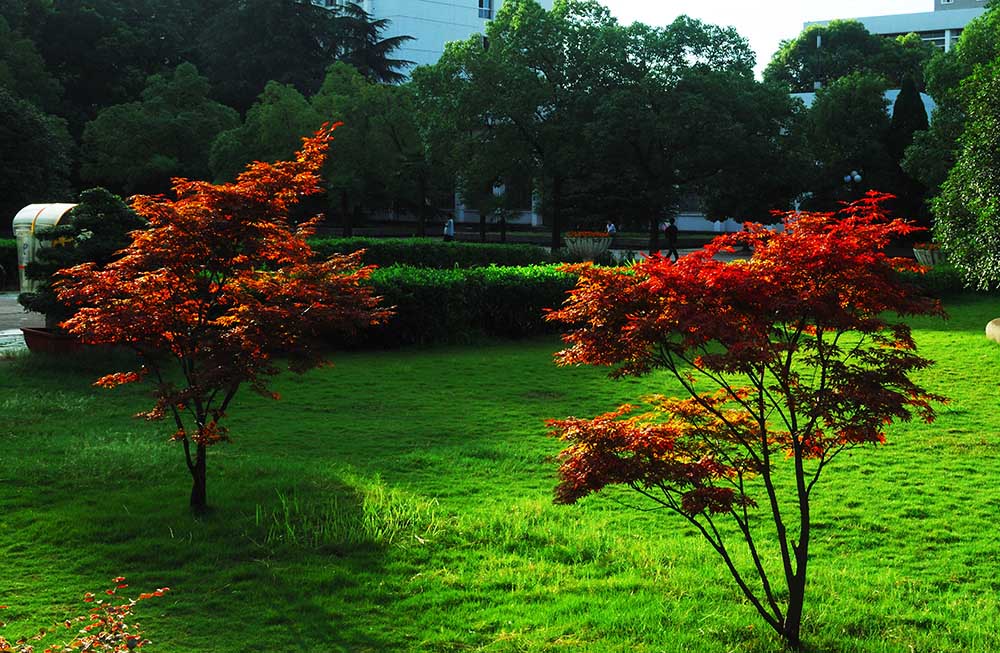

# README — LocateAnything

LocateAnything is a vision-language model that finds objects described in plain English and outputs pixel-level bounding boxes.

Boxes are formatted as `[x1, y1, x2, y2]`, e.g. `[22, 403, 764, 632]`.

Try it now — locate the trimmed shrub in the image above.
[310, 237, 550, 269]
[898, 262, 974, 298]
[358, 264, 577, 346]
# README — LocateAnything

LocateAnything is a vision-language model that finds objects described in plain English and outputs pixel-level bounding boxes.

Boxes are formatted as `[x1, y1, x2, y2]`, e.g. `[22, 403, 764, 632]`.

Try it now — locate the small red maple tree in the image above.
[56, 124, 390, 511]
[546, 193, 945, 648]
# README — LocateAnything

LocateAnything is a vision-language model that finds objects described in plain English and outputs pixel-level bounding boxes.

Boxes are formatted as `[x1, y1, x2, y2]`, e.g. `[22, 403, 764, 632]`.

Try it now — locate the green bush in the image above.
[310, 237, 550, 269]
[356, 264, 577, 346]
[898, 263, 972, 298]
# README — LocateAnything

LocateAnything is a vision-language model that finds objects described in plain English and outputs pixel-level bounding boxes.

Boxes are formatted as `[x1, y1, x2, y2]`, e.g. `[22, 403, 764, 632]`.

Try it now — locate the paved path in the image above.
[0, 292, 43, 353]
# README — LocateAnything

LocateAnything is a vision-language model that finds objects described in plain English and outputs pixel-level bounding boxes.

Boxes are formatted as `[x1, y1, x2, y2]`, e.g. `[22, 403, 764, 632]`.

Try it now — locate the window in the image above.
[479, 0, 493, 19]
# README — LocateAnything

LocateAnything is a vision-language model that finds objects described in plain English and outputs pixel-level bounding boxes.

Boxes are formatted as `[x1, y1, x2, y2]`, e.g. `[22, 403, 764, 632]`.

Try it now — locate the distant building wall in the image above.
[317, 0, 556, 71]
[805, 5, 986, 51]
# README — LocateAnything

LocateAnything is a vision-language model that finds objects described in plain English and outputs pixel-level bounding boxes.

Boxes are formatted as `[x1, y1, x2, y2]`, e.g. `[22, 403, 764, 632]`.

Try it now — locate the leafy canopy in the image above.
[56, 125, 390, 510]
[546, 194, 943, 647]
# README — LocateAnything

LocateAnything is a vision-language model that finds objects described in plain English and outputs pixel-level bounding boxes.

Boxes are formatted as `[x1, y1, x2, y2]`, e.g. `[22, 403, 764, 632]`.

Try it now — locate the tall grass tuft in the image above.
[253, 475, 442, 549]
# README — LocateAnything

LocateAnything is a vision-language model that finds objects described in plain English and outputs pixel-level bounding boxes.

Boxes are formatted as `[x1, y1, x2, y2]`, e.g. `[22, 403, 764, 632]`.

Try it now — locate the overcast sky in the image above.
[598, 0, 933, 75]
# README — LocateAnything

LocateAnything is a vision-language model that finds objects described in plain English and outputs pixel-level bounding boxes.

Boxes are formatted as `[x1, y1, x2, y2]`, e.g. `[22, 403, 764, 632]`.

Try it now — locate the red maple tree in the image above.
[546, 193, 945, 648]
[56, 125, 390, 511]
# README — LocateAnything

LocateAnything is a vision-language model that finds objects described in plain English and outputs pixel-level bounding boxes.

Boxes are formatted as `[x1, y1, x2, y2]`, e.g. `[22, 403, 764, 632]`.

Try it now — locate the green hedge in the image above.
[1, 238, 15, 289]
[899, 263, 972, 298]
[357, 264, 577, 346]
[310, 237, 550, 268]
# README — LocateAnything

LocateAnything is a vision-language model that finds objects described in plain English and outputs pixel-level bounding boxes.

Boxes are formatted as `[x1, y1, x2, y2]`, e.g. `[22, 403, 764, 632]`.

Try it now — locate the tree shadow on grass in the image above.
[1, 458, 416, 652]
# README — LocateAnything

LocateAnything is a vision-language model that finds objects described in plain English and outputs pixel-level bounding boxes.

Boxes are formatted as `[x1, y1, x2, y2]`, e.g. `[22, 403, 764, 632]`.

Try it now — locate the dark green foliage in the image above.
[0, 86, 73, 232]
[358, 264, 576, 346]
[81, 62, 240, 194]
[0, 238, 15, 288]
[805, 72, 895, 206]
[888, 77, 929, 161]
[209, 81, 320, 182]
[336, 2, 414, 84]
[933, 58, 1000, 290]
[0, 16, 62, 112]
[17, 188, 146, 327]
[193, 0, 343, 113]
[897, 262, 970, 298]
[764, 20, 934, 92]
[310, 237, 550, 268]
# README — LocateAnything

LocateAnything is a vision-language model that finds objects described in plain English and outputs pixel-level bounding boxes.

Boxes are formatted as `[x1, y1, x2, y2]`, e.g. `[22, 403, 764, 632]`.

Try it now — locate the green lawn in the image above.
[2, 294, 1000, 652]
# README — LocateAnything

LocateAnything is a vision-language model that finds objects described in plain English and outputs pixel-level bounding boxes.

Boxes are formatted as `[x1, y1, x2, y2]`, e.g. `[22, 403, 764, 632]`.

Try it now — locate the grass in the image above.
[2, 294, 1000, 651]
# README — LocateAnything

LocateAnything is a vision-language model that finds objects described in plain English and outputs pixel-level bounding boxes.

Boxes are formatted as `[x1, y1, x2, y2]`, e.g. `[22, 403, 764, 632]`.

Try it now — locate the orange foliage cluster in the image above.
[547, 193, 944, 513]
[53, 124, 391, 508]
[0, 579, 168, 653]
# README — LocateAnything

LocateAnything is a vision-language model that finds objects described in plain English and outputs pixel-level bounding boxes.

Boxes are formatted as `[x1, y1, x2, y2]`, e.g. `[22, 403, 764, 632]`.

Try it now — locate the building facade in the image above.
[806, 0, 987, 51]
[318, 0, 555, 71]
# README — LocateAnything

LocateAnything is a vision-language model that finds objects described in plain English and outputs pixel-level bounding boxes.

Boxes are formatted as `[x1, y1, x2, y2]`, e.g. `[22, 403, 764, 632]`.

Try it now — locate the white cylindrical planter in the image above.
[11, 203, 77, 293]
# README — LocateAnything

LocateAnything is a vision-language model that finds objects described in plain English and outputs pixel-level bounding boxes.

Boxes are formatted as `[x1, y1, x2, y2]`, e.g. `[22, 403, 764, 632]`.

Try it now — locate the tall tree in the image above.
[0, 16, 62, 112]
[56, 126, 390, 511]
[311, 62, 405, 236]
[887, 76, 930, 223]
[336, 2, 414, 84]
[209, 81, 322, 182]
[81, 62, 239, 195]
[424, 0, 615, 251]
[804, 72, 894, 206]
[0, 86, 73, 231]
[764, 20, 934, 93]
[194, 0, 343, 113]
[902, 6, 1000, 198]
[932, 57, 1000, 289]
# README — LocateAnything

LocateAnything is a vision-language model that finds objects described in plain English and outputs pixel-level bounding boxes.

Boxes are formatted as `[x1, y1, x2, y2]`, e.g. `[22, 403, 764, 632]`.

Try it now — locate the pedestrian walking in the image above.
[664, 216, 679, 262]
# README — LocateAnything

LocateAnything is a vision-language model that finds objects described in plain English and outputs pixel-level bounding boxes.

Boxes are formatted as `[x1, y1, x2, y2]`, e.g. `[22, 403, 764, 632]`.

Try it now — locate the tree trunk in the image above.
[341, 191, 353, 238]
[549, 177, 563, 253]
[782, 521, 810, 649]
[500, 217, 507, 244]
[479, 210, 487, 242]
[189, 443, 207, 512]
[648, 215, 661, 255]
[417, 176, 428, 237]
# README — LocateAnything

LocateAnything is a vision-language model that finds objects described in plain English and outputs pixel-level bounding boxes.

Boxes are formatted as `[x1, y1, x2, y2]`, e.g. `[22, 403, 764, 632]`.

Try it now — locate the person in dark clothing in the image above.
[664, 216, 679, 262]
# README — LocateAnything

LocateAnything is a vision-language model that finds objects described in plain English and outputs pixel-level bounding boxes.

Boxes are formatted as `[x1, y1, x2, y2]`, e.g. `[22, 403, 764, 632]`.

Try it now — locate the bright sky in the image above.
[598, 0, 933, 75]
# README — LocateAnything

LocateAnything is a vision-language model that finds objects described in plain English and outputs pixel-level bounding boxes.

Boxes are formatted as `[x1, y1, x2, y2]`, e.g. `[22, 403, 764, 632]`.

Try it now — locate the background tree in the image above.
[312, 62, 408, 236]
[18, 188, 146, 328]
[56, 127, 390, 511]
[0, 16, 62, 112]
[764, 20, 933, 92]
[80, 63, 239, 195]
[194, 0, 343, 114]
[0, 86, 73, 229]
[585, 17, 769, 249]
[932, 57, 1000, 289]
[209, 81, 321, 182]
[425, 0, 611, 251]
[902, 7, 999, 199]
[336, 1, 414, 84]
[804, 72, 894, 207]
[886, 76, 930, 223]
[546, 194, 942, 649]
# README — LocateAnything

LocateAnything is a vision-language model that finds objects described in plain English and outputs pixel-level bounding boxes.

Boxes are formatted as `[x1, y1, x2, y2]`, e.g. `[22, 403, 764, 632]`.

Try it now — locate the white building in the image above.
[317, 0, 555, 71]
[806, 0, 987, 51]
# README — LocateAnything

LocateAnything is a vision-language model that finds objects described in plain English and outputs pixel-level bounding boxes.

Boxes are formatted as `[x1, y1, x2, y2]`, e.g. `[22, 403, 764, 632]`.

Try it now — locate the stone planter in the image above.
[565, 236, 611, 262]
[21, 327, 83, 354]
[913, 246, 945, 266]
